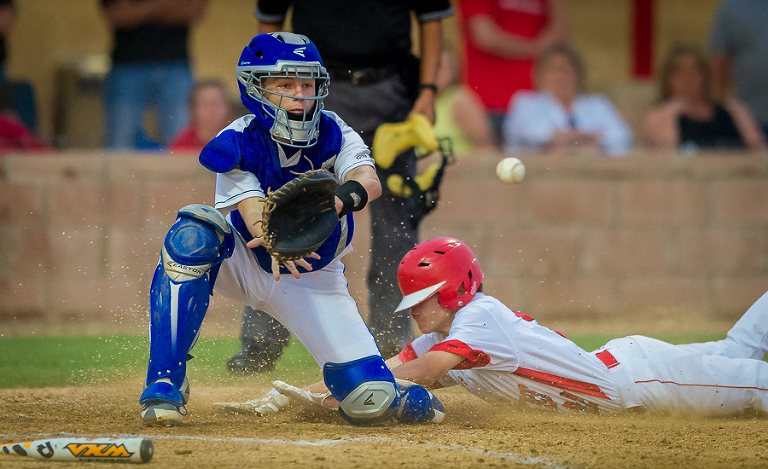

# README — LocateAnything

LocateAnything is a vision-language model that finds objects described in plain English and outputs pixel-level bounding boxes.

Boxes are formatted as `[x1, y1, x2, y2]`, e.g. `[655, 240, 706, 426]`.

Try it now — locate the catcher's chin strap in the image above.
[383, 137, 455, 228]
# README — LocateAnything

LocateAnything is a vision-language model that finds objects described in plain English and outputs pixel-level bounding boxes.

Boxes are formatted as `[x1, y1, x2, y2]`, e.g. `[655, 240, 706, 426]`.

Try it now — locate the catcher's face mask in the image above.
[236, 32, 330, 148]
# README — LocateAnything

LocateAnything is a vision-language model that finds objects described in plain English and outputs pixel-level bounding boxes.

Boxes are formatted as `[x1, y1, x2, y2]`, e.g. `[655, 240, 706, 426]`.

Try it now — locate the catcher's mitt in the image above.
[262, 169, 339, 263]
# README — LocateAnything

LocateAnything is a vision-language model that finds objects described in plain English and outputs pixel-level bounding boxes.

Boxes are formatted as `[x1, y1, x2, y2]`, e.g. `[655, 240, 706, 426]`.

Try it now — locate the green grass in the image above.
[0, 335, 322, 389]
[0, 333, 727, 389]
[568, 333, 726, 354]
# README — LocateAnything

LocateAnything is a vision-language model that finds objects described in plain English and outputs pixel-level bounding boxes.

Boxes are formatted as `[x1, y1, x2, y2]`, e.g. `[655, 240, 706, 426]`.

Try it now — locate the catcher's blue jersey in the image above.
[200, 111, 372, 274]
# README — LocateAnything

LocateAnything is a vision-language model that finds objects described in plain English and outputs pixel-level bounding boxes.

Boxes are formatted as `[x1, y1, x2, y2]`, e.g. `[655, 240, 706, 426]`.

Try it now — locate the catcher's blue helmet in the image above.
[236, 32, 329, 148]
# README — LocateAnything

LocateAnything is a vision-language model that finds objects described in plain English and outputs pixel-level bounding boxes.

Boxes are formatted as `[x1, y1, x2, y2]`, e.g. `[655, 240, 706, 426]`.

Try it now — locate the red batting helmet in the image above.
[394, 237, 483, 313]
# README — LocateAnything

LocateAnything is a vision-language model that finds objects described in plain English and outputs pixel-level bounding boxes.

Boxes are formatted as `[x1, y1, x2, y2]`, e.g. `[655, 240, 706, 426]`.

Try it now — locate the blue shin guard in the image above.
[140, 205, 234, 406]
[323, 355, 400, 425]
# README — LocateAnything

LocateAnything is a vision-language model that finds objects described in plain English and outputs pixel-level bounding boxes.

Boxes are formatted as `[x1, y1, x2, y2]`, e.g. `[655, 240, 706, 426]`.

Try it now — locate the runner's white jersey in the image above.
[400, 293, 625, 413]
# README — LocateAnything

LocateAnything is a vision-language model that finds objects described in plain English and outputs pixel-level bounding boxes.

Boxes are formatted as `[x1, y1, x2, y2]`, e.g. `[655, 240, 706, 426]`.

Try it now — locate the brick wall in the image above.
[1, 150, 767, 336]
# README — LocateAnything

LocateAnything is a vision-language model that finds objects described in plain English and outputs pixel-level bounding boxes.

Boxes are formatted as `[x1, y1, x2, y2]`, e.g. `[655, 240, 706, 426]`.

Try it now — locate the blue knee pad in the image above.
[323, 356, 400, 425]
[141, 205, 234, 405]
[162, 205, 234, 286]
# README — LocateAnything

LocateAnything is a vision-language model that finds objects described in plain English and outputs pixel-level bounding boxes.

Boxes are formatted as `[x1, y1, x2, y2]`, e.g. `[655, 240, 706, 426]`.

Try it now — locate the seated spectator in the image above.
[169, 79, 234, 153]
[643, 43, 765, 152]
[433, 47, 497, 156]
[503, 44, 632, 156]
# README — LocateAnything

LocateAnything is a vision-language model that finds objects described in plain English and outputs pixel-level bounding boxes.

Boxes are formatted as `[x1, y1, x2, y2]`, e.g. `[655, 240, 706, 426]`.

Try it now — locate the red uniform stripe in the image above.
[397, 343, 419, 362]
[595, 350, 619, 369]
[428, 339, 491, 369]
[635, 379, 768, 392]
[514, 367, 610, 399]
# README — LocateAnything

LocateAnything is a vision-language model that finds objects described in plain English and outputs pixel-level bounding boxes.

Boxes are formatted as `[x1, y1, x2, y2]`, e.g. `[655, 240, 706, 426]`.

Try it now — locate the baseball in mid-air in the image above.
[496, 157, 526, 184]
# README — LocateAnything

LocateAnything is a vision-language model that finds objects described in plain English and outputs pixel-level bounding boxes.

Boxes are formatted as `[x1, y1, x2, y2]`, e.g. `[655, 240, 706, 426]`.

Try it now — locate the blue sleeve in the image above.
[199, 129, 242, 173]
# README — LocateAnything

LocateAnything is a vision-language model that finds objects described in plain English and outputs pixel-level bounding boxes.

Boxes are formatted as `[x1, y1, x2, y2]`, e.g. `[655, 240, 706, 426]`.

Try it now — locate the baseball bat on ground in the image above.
[1, 437, 153, 463]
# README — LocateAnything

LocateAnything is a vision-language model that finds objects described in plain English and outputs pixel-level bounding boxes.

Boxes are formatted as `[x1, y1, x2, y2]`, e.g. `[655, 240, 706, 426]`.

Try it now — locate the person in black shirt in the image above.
[643, 43, 765, 152]
[100, 0, 207, 150]
[0, 0, 14, 82]
[0, 0, 40, 136]
[225, 0, 453, 373]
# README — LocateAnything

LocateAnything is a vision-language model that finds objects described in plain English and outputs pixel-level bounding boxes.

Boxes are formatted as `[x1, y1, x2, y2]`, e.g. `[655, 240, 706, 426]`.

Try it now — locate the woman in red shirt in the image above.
[169, 79, 235, 153]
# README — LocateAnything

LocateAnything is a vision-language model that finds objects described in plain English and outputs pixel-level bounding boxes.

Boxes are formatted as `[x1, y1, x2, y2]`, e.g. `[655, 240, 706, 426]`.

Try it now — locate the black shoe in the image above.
[226, 342, 281, 374]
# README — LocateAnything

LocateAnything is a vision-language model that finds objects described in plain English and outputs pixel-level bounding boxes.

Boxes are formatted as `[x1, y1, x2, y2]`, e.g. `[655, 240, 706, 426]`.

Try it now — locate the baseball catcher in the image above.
[138, 32, 443, 428]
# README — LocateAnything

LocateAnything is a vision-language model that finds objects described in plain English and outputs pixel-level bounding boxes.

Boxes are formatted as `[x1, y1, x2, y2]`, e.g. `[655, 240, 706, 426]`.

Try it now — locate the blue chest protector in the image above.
[199, 113, 354, 274]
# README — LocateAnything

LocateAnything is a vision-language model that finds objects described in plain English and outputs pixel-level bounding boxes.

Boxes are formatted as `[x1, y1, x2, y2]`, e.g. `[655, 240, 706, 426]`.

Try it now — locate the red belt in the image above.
[596, 350, 619, 369]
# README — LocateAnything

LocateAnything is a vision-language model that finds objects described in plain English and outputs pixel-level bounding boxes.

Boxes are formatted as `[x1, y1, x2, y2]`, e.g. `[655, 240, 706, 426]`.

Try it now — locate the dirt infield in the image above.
[1, 382, 766, 468]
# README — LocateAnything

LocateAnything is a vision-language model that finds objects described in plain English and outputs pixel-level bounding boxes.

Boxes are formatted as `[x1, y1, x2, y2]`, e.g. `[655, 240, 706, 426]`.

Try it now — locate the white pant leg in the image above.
[674, 289, 768, 359]
[268, 260, 381, 366]
[609, 335, 768, 415]
[214, 230, 380, 367]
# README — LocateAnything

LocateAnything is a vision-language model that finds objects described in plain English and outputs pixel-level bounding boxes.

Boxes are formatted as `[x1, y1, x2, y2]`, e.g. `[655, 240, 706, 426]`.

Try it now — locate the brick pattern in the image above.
[1, 151, 767, 329]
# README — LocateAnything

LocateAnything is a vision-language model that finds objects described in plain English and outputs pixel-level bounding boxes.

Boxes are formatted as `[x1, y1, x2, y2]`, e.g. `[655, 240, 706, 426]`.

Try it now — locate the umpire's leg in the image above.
[227, 306, 291, 374]
[367, 158, 418, 358]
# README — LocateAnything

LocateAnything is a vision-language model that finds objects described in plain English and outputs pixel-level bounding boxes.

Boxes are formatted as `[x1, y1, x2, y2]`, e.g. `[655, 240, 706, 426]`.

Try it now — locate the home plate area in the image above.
[0, 384, 765, 468]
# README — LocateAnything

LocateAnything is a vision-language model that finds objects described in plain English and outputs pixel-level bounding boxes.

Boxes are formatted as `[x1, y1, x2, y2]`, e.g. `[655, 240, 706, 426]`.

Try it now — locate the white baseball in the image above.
[496, 157, 525, 184]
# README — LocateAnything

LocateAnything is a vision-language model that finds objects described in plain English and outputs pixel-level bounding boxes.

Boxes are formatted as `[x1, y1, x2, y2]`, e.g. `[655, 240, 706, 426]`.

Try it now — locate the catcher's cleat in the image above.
[140, 401, 185, 427]
[372, 113, 439, 170]
[141, 376, 190, 405]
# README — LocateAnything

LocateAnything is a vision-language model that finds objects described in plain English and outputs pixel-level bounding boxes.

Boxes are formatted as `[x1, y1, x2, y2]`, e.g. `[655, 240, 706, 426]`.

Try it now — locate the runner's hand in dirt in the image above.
[273, 380, 336, 412]
[212, 393, 290, 415]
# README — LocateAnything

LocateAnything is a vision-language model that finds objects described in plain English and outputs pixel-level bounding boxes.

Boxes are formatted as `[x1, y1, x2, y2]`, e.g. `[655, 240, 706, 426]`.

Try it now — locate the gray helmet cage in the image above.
[237, 62, 330, 147]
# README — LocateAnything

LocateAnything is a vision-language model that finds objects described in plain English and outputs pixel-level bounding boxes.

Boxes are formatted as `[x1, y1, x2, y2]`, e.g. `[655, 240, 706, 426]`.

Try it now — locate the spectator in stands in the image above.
[0, 0, 38, 134]
[0, 9, 49, 156]
[101, 0, 208, 150]
[433, 47, 496, 156]
[502, 44, 632, 156]
[169, 79, 235, 153]
[709, 0, 768, 140]
[643, 44, 765, 152]
[459, 0, 569, 146]
[0, 111, 49, 152]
